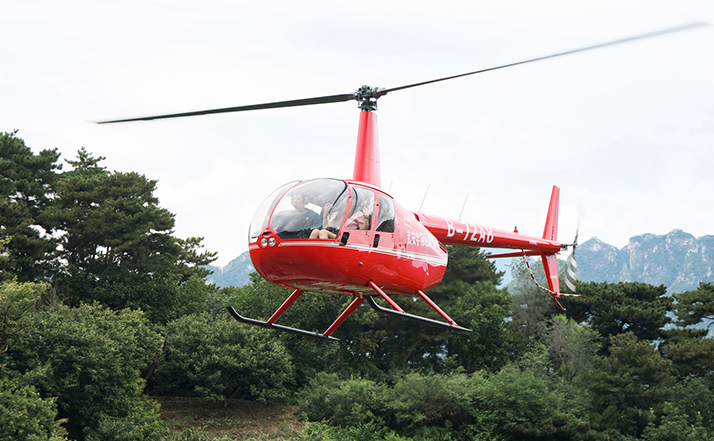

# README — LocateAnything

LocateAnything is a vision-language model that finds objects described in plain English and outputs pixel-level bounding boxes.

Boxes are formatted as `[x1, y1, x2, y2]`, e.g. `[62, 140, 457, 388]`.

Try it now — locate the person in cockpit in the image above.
[290, 192, 321, 238]
[310, 199, 347, 239]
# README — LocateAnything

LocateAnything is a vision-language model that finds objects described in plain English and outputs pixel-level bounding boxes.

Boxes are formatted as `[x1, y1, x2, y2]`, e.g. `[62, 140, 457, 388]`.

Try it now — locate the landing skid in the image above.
[227, 281, 472, 341]
[365, 296, 472, 332]
[227, 306, 340, 341]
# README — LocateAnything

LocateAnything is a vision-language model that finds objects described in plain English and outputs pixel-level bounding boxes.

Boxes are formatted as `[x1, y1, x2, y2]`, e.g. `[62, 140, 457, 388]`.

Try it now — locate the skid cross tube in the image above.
[366, 284, 472, 333]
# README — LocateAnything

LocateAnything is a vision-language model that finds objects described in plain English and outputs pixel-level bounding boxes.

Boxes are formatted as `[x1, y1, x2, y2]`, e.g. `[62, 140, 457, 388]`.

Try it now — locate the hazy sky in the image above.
[2, 0, 713, 266]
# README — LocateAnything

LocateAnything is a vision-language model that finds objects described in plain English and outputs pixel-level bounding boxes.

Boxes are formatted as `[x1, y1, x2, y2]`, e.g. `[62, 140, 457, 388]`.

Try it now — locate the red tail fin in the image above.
[542, 186, 562, 308]
[543, 186, 560, 241]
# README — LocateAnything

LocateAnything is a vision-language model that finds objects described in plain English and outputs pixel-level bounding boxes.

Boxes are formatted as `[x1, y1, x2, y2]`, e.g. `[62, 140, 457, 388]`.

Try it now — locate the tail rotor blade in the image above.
[564, 231, 579, 293]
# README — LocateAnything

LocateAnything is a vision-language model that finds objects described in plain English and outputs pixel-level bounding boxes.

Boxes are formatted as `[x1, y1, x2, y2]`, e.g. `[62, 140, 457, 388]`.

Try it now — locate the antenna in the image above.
[419, 184, 430, 211]
[458, 193, 469, 219]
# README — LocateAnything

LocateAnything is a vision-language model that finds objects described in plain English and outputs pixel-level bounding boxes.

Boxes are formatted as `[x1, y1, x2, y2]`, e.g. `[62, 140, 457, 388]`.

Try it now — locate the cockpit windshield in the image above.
[249, 181, 298, 243]
[266, 179, 350, 240]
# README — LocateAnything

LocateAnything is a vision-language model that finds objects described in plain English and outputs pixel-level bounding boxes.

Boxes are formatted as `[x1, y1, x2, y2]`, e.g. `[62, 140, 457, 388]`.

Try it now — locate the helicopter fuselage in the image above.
[249, 178, 448, 296]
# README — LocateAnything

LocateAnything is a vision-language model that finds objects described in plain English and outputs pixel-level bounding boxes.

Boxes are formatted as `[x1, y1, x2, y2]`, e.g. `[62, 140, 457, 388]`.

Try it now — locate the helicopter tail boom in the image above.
[417, 186, 563, 255]
[418, 186, 575, 308]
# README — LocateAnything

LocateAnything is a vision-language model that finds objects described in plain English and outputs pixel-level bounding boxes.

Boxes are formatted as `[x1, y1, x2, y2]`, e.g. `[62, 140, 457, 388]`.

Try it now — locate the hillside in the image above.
[206, 252, 255, 288]
[577, 229, 714, 293]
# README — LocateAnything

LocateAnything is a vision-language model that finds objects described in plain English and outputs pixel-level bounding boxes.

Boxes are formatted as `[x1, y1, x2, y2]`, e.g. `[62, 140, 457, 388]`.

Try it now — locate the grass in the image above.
[153, 396, 304, 440]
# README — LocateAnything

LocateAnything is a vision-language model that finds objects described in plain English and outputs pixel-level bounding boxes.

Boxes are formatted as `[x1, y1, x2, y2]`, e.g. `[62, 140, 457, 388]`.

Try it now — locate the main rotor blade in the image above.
[97, 92, 357, 124]
[382, 22, 709, 94]
[98, 22, 707, 124]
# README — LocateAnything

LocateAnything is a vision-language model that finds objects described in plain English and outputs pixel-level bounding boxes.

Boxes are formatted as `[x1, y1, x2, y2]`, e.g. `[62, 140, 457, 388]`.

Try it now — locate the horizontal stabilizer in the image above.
[487, 250, 541, 259]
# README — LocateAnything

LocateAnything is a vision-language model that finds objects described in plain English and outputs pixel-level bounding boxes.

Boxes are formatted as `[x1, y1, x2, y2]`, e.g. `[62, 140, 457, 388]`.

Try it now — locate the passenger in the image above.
[310, 201, 346, 239]
[345, 202, 371, 230]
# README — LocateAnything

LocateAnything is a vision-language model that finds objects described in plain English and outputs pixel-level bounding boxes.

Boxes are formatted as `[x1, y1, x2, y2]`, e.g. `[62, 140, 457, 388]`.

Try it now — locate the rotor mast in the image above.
[351, 86, 387, 188]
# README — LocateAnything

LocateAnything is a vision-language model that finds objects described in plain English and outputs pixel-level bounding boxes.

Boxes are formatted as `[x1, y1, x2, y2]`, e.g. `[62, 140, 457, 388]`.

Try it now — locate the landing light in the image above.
[260, 238, 268, 247]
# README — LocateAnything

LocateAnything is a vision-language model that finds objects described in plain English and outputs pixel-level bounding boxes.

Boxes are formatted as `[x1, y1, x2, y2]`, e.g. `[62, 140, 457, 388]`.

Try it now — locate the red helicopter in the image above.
[100, 23, 706, 341]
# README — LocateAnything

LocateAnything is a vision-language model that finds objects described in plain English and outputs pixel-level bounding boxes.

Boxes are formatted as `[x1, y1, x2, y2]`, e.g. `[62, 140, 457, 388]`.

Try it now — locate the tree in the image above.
[671, 282, 714, 329]
[546, 314, 601, 385]
[0, 377, 68, 441]
[588, 332, 674, 438]
[7, 303, 163, 440]
[448, 280, 511, 373]
[0, 131, 60, 282]
[42, 149, 216, 320]
[370, 246, 507, 374]
[507, 257, 561, 357]
[641, 402, 713, 441]
[565, 281, 672, 345]
[660, 335, 714, 381]
[0, 280, 45, 358]
[151, 313, 295, 403]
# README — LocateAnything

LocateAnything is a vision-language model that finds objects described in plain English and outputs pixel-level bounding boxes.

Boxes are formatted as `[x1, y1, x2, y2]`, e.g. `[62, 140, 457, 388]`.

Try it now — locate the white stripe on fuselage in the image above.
[276, 240, 447, 267]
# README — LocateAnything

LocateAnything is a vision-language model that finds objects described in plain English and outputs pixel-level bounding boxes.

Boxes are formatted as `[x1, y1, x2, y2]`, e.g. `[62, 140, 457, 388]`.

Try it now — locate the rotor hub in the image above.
[355, 85, 387, 112]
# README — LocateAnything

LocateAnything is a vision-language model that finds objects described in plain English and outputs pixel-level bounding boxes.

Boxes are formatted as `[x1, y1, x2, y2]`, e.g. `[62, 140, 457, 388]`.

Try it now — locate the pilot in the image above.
[290, 193, 321, 238]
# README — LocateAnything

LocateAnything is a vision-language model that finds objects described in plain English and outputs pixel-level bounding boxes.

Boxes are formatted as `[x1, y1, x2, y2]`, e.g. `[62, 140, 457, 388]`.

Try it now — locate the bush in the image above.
[386, 372, 475, 430]
[0, 376, 68, 441]
[297, 372, 385, 427]
[8, 303, 163, 440]
[152, 313, 294, 402]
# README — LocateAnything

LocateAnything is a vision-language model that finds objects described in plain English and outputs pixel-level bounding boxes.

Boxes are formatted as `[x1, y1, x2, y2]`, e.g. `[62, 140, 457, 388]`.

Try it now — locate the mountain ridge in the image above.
[577, 229, 714, 293]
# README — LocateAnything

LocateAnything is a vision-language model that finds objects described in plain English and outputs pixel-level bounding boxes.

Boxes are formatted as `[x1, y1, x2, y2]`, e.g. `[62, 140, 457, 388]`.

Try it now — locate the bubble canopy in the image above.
[249, 179, 350, 242]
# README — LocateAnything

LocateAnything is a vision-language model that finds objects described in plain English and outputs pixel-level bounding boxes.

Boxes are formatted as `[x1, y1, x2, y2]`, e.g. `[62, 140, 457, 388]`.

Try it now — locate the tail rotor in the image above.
[563, 230, 579, 293]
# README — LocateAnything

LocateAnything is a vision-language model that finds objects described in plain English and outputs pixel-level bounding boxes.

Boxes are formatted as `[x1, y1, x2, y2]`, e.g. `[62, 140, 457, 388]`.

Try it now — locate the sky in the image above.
[2, 0, 713, 268]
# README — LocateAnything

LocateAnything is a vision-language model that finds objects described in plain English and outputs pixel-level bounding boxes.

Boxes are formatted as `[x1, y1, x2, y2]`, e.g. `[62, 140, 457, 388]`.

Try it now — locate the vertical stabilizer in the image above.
[542, 186, 560, 241]
[541, 186, 562, 307]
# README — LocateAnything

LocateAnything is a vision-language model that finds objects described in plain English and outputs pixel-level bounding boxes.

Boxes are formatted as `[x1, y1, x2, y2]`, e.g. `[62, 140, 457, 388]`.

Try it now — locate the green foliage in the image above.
[668, 377, 714, 431]
[641, 402, 713, 441]
[44, 150, 217, 286]
[0, 376, 68, 441]
[1, 139, 217, 323]
[546, 315, 601, 384]
[448, 281, 511, 373]
[508, 257, 561, 358]
[473, 363, 605, 441]
[84, 397, 167, 441]
[386, 372, 474, 431]
[565, 281, 672, 344]
[294, 421, 407, 441]
[672, 282, 714, 328]
[152, 313, 294, 402]
[8, 303, 163, 440]
[588, 333, 674, 438]
[441, 246, 504, 286]
[297, 372, 384, 427]
[660, 335, 714, 381]
[0, 280, 46, 355]
[0, 131, 61, 282]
